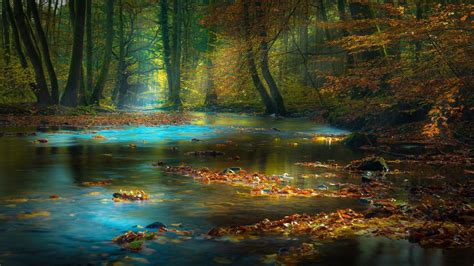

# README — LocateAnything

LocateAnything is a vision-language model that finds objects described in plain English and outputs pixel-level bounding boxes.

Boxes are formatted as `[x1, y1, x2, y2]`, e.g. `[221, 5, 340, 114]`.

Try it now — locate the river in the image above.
[0, 112, 472, 265]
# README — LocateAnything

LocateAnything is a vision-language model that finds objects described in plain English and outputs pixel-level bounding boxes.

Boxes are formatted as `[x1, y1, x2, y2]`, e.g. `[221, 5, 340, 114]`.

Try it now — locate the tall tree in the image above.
[169, 0, 182, 107]
[85, 0, 93, 96]
[60, 0, 86, 106]
[159, 0, 173, 106]
[91, 0, 114, 104]
[242, 0, 276, 114]
[114, 0, 127, 107]
[28, 0, 59, 104]
[5, 0, 27, 68]
[256, 0, 286, 115]
[13, 0, 52, 105]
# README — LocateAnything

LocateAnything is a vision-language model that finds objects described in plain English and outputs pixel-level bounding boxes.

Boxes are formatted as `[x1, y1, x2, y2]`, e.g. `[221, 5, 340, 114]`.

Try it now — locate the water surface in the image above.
[0, 113, 472, 265]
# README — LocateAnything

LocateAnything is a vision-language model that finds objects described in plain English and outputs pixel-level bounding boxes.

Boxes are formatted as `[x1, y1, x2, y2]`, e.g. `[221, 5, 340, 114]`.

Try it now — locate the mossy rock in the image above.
[127, 241, 144, 251]
[343, 133, 377, 148]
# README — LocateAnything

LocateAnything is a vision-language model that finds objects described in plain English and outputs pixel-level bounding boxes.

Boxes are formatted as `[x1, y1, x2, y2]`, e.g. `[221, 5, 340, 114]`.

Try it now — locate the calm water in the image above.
[0, 113, 472, 265]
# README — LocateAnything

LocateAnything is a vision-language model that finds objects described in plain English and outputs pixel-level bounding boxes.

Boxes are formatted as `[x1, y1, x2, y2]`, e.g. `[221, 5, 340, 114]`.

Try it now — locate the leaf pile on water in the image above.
[250, 180, 392, 198]
[160, 164, 392, 198]
[387, 149, 474, 166]
[82, 180, 111, 186]
[161, 164, 284, 186]
[112, 190, 149, 202]
[295, 161, 343, 170]
[113, 227, 193, 251]
[297, 157, 391, 173]
[113, 231, 157, 251]
[208, 201, 474, 249]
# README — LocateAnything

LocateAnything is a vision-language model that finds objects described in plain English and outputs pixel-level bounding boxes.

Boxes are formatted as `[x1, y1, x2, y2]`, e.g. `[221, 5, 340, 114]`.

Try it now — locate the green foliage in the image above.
[0, 55, 36, 104]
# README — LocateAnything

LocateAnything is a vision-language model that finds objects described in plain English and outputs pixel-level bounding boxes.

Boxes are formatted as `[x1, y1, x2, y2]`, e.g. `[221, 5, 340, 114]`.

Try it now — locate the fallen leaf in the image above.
[18, 211, 50, 219]
[6, 198, 28, 203]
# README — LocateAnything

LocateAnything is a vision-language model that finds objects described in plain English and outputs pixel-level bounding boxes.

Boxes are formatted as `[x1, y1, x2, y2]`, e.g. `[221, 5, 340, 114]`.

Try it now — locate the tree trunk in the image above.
[45, 0, 52, 37]
[318, 0, 331, 41]
[13, 0, 52, 105]
[50, 0, 59, 42]
[160, 0, 173, 106]
[28, 0, 59, 104]
[78, 66, 87, 105]
[117, 73, 129, 108]
[115, 0, 127, 107]
[60, 0, 86, 107]
[337, 0, 354, 66]
[169, 0, 182, 107]
[53, 0, 62, 58]
[204, 21, 217, 107]
[242, 0, 275, 114]
[91, 0, 114, 104]
[5, 0, 27, 68]
[86, 0, 93, 97]
[256, 0, 286, 115]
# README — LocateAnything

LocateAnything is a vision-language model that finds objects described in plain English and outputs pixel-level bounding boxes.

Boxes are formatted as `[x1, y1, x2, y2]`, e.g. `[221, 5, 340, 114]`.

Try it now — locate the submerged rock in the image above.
[343, 133, 377, 148]
[316, 184, 329, 190]
[221, 167, 242, 174]
[146, 221, 167, 229]
[348, 157, 389, 172]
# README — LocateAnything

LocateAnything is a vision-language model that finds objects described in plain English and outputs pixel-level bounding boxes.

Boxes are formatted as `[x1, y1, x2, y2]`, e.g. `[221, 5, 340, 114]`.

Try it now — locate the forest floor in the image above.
[0, 104, 191, 128]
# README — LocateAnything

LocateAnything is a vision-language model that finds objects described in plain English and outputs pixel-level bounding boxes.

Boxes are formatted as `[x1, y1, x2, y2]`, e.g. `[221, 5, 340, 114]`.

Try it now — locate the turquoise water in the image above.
[0, 113, 472, 265]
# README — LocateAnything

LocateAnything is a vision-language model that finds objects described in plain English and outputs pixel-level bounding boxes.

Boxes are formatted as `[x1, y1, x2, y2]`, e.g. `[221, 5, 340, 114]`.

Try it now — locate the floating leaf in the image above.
[18, 211, 50, 219]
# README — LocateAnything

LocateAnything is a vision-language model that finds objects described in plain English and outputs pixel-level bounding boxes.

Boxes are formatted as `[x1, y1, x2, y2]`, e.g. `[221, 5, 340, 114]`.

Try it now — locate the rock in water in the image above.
[221, 167, 241, 174]
[349, 157, 388, 172]
[146, 221, 167, 229]
[316, 184, 329, 190]
[343, 133, 377, 148]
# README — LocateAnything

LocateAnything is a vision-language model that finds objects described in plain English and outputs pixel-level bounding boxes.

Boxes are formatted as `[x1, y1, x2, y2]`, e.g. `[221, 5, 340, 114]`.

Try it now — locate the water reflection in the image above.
[0, 113, 472, 265]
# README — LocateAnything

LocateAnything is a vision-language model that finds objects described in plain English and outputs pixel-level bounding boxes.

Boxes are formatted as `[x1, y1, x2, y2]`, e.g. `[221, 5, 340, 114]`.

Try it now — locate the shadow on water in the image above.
[0, 112, 472, 265]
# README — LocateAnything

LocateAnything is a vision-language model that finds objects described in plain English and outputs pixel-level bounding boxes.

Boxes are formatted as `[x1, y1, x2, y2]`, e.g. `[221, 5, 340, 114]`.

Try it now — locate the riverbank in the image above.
[1, 102, 472, 149]
[0, 104, 191, 128]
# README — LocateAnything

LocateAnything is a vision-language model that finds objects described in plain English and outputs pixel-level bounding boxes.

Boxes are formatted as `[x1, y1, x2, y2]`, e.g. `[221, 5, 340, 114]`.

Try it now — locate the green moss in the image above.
[127, 240, 144, 251]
